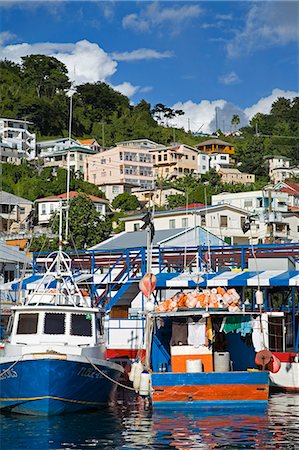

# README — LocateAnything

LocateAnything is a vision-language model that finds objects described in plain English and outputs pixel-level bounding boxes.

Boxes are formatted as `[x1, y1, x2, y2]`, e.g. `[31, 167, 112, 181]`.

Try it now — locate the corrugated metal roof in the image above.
[0, 191, 32, 205]
[90, 226, 225, 251]
[90, 229, 189, 250]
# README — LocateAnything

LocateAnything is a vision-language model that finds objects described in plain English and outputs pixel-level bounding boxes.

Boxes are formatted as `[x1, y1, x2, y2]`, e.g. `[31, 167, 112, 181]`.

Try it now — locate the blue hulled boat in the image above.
[0, 244, 124, 415]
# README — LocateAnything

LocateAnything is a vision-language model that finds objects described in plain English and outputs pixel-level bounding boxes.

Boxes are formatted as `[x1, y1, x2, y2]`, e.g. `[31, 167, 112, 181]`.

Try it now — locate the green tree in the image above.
[167, 194, 187, 209]
[21, 54, 70, 98]
[50, 194, 112, 249]
[112, 192, 140, 211]
[231, 114, 240, 131]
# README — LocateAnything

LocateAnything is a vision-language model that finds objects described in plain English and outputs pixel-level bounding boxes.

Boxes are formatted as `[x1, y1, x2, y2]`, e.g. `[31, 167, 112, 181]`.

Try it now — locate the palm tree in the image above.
[231, 114, 240, 131]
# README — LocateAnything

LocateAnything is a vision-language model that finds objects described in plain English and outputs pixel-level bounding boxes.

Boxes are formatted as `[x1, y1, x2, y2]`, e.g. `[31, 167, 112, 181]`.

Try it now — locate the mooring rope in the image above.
[0, 355, 23, 380]
[85, 356, 136, 392]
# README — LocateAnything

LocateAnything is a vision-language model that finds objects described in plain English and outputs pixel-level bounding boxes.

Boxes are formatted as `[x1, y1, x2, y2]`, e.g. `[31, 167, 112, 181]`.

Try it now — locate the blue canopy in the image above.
[155, 270, 299, 288]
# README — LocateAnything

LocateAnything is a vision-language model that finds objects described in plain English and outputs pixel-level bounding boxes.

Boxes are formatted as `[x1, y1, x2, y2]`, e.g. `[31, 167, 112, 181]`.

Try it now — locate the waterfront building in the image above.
[212, 190, 289, 214]
[78, 138, 102, 153]
[99, 182, 137, 202]
[0, 241, 31, 285]
[36, 138, 80, 156]
[0, 117, 36, 159]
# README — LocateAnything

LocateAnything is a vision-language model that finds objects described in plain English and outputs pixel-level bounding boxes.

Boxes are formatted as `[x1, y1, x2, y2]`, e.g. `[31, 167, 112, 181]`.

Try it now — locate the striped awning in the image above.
[155, 270, 299, 288]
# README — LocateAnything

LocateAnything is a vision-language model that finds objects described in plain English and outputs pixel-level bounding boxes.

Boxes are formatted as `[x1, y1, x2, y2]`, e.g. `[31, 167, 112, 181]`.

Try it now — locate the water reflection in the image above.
[1, 394, 298, 449]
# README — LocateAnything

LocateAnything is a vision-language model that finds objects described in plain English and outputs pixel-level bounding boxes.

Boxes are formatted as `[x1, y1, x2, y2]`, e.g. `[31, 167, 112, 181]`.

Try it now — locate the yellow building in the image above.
[150, 144, 198, 179]
[196, 138, 234, 156]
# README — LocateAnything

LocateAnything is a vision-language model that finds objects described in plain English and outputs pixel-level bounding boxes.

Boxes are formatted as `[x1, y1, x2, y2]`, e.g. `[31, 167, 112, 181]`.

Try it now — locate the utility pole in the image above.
[99, 122, 106, 149]
[188, 118, 191, 133]
[215, 107, 219, 133]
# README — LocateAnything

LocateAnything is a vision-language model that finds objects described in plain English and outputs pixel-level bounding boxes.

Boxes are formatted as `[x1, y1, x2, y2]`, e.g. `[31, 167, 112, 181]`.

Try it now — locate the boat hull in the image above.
[269, 361, 299, 392]
[0, 356, 123, 415]
[151, 371, 269, 409]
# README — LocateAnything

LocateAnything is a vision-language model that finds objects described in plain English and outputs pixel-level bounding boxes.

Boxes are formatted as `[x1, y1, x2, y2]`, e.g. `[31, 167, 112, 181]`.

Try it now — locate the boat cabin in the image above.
[149, 310, 287, 374]
[7, 306, 105, 351]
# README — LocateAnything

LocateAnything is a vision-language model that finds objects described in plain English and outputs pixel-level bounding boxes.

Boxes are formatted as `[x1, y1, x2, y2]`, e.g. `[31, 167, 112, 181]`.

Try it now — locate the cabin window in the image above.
[71, 313, 92, 336]
[44, 313, 65, 334]
[17, 313, 38, 334]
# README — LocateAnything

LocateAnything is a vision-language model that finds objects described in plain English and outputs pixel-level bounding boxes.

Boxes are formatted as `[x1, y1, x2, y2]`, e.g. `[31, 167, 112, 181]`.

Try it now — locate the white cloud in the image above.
[219, 72, 240, 85]
[122, 3, 202, 33]
[168, 89, 299, 134]
[227, 2, 299, 58]
[0, 40, 117, 84]
[244, 88, 299, 119]
[112, 48, 173, 62]
[112, 82, 139, 98]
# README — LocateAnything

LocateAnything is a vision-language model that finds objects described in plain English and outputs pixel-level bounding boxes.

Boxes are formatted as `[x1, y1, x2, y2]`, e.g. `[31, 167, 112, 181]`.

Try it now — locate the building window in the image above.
[134, 223, 140, 231]
[220, 215, 228, 227]
[201, 216, 206, 226]
[192, 156, 195, 160]
[49, 204, 54, 213]
[240, 216, 246, 228]
[169, 219, 176, 229]
[41, 204, 46, 215]
[244, 200, 253, 208]
[202, 165, 206, 170]
[19, 207, 25, 214]
[182, 218, 188, 228]
[17, 313, 38, 334]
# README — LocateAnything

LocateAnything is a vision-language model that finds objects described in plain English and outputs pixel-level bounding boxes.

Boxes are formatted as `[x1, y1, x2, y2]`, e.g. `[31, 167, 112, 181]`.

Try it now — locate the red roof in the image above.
[36, 191, 108, 203]
[280, 182, 299, 195]
[175, 203, 205, 210]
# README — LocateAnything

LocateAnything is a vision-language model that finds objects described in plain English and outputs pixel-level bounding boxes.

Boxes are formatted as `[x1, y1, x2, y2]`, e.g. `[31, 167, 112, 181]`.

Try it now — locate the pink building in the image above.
[84, 139, 162, 190]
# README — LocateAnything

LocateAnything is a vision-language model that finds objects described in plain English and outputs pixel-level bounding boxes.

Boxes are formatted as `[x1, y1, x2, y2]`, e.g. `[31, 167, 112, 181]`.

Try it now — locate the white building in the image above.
[197, 153, 210, 175]
[265, 156, 299, 184]
[99, 182, 137, 202]
[273, 181, 299, 210]
[35, 191, 108, 225]
[209, 153, 230, 171]
[0, 142, 22, 165]
[0, 118, 36, 159]
[212, 190, 289, 214]
[122, 204, 258, 245]
[38, 138, 96, 175]
[197, 152, 231, 175]
[122, 201, 298, 245]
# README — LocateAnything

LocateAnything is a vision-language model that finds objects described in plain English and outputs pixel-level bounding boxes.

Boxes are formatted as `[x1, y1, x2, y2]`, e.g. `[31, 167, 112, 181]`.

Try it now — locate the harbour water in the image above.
[1, 393, 298, 449]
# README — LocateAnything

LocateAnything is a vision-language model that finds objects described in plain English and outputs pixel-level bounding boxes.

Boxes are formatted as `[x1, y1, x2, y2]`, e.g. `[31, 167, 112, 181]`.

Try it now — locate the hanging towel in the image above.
[206, 317, 213, 342]
[240, 317, 253, 337]
[223, 316, 243, 334]
[188, 318, 206, 347]
[251, 317, 264, 352]
[171, 318, 188, 345]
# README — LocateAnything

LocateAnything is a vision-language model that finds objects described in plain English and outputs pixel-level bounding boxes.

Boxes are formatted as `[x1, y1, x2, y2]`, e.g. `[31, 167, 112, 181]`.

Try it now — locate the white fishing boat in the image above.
[0, 205, 124, 415]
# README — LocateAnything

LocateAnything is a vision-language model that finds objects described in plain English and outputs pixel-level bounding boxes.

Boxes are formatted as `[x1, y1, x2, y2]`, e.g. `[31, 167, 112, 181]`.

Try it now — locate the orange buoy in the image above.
[139, 273, 157, 298]
[255, 350, 272, 367]
[267, 354, 281, 373]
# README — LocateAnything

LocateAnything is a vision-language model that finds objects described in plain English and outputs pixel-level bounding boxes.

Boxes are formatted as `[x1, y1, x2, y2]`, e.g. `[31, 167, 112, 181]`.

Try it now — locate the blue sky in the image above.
[0, 1, 298, 133]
